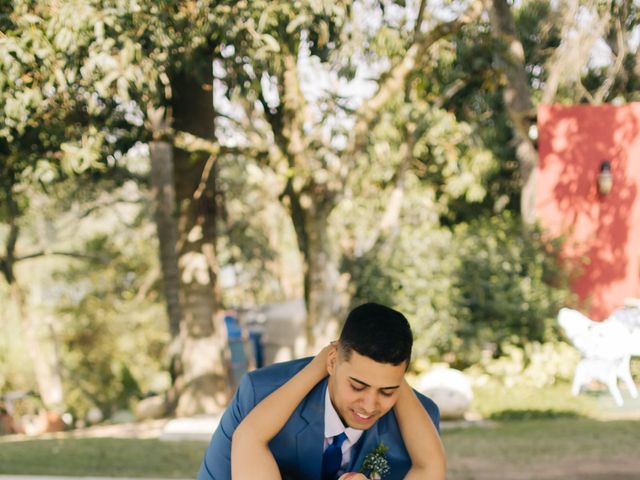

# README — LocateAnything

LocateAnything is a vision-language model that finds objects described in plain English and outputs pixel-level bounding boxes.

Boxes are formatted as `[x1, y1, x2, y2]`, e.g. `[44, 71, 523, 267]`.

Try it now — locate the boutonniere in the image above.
[360, 442, 390, 480]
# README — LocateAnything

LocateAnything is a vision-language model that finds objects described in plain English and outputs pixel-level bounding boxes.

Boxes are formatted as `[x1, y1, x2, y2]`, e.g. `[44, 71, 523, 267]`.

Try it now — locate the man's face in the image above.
[326, 348, 406, 430]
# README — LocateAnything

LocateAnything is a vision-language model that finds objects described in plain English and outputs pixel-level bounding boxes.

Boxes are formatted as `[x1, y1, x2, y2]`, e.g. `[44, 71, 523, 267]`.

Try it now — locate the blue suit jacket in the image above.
[198, 357, 440, 480]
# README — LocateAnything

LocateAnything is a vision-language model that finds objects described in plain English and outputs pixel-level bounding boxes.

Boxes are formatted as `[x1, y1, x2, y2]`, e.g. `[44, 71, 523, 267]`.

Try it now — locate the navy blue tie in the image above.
[322, 432, 348, 480]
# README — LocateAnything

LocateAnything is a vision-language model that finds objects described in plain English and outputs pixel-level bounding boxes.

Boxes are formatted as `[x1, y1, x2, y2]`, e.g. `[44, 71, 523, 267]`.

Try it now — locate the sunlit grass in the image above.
[2, 382, 640, 479]
[443, 417, 640, 479]
[0, 437, 206, 477]
[2, 418, 640, 479]
[471, 381, 600, 420]
[470, 377, 640, 421]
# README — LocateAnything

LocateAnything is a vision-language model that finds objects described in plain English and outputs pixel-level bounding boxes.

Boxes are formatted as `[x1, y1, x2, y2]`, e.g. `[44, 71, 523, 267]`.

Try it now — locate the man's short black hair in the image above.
[338, 302, 412, 366]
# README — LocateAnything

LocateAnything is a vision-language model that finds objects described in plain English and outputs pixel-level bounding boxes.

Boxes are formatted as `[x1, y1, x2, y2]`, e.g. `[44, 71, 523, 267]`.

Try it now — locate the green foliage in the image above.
[451, 214, 573, 365]
[0, 1, 155, 233]
[216, 156, 300, 305]
[0, 0, 226, 180]
[466, 341, 580, 390]
[3, 0, 635, 420]
[0, 392, 46, 418]
[360, 441, 391, 479]
[402, 17, 524, 224]
[350, 212, 573, 368]
[339, 99, 499, 340]
[54, 229, 168, 419]
[213, 0, 352, 88]
[347, 210, 460, 361]
[514, 0, 561, 81]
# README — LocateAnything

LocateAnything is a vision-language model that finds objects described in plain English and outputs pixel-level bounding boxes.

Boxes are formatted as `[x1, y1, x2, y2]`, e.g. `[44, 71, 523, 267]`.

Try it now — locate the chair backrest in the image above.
[558, 307, 632, 360]
[609, 307, 640, 329]
[608, 307, 640, 356]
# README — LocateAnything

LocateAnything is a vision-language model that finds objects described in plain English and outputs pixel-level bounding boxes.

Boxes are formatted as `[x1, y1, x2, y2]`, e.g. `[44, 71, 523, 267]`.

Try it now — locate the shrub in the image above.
[449, 213, 574, 366]
[347, 221, 461, 361]
[54, 234, 168, 421]
[466, 341, 580, 389]
[348, 212, 574, 369]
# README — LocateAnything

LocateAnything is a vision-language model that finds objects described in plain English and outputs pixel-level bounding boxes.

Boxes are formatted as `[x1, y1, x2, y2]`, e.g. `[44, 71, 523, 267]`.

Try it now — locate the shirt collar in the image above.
[324, 385, 363, 446]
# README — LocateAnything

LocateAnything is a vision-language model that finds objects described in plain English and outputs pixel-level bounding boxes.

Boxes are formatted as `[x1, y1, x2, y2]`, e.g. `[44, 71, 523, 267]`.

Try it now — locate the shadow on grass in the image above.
[489, 408, 582, 421]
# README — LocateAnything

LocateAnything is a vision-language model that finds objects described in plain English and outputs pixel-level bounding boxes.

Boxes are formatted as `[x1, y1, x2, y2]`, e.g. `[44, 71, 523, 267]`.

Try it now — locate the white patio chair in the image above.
[558, 308, 638, 406]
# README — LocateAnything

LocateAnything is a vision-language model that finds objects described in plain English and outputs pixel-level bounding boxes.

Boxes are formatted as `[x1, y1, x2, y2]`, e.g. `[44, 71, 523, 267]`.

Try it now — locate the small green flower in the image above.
[360, 442, 390, 479]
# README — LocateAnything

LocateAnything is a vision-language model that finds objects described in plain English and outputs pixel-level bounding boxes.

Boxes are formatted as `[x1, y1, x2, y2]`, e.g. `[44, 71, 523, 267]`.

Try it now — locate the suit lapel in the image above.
[295, 378, 327, 480]
[349, 423, 379, 473]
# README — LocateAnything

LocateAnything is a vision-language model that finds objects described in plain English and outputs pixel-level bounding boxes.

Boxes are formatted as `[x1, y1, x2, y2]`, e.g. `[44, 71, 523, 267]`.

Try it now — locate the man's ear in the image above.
[327, 346, 338, 376]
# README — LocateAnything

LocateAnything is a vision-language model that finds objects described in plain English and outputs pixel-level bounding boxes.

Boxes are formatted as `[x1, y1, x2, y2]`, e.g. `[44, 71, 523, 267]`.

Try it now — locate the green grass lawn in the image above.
[0, 437, 207, 478]
[2, 417, 640, 479]
[443, 417, 640, 479]
[471, 380, 640, 420]
[1, 382, 639, 479]
[471, 382, 597, 419]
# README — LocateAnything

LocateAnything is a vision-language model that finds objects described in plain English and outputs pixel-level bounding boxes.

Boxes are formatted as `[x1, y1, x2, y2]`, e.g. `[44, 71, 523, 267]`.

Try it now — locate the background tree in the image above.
[211, 0, 486, 348]
[2, 0, 638, 418]
[1, 0, 239, 415]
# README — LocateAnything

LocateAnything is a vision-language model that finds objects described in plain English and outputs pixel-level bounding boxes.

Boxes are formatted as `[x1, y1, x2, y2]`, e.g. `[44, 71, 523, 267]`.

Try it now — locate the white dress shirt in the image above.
[324, 387, 363, 475]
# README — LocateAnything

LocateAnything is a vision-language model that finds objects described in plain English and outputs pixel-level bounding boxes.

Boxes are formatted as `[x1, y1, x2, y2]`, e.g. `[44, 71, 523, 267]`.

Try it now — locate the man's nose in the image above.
[360, 391, 377, 413]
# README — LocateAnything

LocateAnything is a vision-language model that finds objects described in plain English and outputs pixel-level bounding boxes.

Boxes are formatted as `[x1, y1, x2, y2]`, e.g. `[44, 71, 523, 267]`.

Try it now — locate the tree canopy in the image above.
[1, 0, 638, 417]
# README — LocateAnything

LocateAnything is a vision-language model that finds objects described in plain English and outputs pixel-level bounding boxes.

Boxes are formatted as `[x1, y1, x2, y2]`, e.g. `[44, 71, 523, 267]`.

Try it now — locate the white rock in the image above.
[110, 409, 136, 424]
[86, 407, 103, 425]
[135, 395, 167, 420]
[418, 368, 473, 420]
[160, 414, 221, 441]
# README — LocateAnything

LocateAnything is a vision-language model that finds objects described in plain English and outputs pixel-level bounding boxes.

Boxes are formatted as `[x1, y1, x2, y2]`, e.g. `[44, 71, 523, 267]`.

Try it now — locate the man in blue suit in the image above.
[198, 303, 440, 480]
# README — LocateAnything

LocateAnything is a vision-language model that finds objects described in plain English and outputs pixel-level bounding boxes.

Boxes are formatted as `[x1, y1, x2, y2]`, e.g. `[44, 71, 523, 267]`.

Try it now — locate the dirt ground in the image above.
[0, 418, 169, 443]
[449, 457, 640, 480]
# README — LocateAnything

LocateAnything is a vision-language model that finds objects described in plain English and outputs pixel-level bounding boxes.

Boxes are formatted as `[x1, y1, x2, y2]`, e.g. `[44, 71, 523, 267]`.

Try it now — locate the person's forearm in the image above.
[394, 381, 446, 479]
[231, 352, 330, 479]
[235, 359, 325, 442]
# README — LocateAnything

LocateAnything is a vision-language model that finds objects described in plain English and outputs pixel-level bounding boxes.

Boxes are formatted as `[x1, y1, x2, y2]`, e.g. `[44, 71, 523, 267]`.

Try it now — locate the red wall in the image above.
[536, 103, 640, 320]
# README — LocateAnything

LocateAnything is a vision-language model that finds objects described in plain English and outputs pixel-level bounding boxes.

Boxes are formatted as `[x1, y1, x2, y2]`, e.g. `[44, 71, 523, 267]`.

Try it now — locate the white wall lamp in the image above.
[597, 160, 613, 196]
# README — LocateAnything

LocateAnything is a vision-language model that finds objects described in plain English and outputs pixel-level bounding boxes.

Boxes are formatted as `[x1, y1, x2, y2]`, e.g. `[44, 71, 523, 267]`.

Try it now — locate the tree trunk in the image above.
[148, 140, 185, 412]
[285, 183, 348, 351]
[304, 208, 343, 349]
[149, 141, 182, 338]
[170, 71, 230, 416]
[0, 185, 64, 410]
[489, 0, 538, 226]
[9, 279, 64, 409]
[172, 155, 230, 416]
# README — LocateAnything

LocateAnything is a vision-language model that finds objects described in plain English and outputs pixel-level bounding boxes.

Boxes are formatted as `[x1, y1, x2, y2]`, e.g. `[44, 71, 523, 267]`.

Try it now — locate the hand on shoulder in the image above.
[307, 342, 337, 379]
